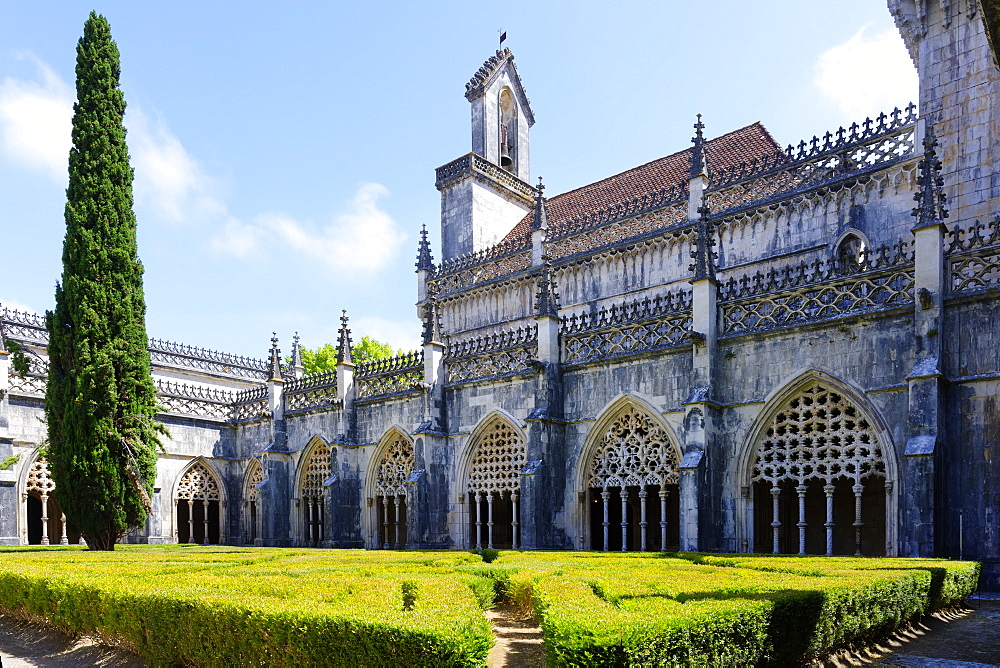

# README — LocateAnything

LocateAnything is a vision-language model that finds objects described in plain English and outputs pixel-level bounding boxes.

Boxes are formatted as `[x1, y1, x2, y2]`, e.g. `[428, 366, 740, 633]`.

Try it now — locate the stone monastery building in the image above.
[2, 1, 1000, 588]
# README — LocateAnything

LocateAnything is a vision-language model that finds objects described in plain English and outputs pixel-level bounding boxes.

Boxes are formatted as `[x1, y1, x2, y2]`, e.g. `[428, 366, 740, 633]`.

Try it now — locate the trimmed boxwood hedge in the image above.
[0, 546, 979, 667]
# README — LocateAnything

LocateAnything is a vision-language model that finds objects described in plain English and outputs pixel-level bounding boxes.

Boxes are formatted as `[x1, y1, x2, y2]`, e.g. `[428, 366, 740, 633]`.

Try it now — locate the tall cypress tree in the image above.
[45, 12, 162, 551]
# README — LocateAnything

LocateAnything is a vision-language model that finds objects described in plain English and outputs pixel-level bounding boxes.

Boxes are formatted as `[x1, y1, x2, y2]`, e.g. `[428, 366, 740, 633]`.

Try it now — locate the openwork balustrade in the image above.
[445, 326, 537, 385]
[6, 354, 48, 397]
[431, 248, 532, 295]
[707, 105, 917, 216]
[155, 379, 234, 420]
[355, 351, 424, 400]
[562, 290, 693, 364]
[0, 308, 48, 344]
[548, 202, 688, 261]
[946, 218, 1000, 295]
[149, 338, 268, 380]
[284, 371, 337, 413]
[231, 385, 269, 423]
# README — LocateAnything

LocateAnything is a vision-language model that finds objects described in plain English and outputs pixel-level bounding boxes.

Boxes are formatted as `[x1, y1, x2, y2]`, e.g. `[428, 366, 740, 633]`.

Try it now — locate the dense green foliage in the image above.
[0, 547, 979, 667]
[295, 336, 402, 374]
[44, 12, 161, 551]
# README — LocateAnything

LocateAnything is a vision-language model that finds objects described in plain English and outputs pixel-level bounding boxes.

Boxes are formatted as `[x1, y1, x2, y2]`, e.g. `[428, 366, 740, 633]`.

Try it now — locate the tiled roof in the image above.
[501, 122, 783, 247]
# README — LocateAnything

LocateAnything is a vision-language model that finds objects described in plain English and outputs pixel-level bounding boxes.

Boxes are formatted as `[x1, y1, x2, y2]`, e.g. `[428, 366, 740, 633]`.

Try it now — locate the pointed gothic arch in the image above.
[577, 395, 683, 552]
[364, 426, 414, 550]
[736, 369, 898, 556]
[295, 435, 332, 547]
[242, 458, 264, 546]
[458, 411, 527, 550]
[173, 458, 225, 545]
[18, 450, 78, 546]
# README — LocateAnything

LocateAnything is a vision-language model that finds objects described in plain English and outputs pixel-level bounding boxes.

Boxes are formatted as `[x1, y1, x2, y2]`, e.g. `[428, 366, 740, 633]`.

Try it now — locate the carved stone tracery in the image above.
[588, 405, 680, 489]
[374, 435, 414, 497]
[468, 420, 526, 494]
[176, 462, 221, 502]
[25, 457, 56, 496]
[300, 443, 331, 499]
[245, 459, 263, 503]
[752, 384, 885, 487]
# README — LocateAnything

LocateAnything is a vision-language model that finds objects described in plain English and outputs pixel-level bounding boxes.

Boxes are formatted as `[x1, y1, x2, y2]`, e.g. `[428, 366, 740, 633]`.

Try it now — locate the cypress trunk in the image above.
[45, 12, 161, 551]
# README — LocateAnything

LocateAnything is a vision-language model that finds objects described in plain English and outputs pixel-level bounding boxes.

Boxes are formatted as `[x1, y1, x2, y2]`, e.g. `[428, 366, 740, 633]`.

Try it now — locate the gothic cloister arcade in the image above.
[243, 458, 264, 545]
[739, 373, 898, 556]
[21, 454, 79, 546]
[297, 438, 331, 547]
[461, 414, 526, 550]
[174, 459, 223, 545]
[579, 398, 682, 552]
[366, 429, 414, 550]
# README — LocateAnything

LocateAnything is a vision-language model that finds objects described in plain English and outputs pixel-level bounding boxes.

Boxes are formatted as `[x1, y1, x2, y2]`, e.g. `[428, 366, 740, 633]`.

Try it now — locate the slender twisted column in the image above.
[638, 488, 648, 552]
[771, 486, 781, 554]
[203, 500, 210, 545]
[487, 492, 495, 550]
[620, 488, 629, 552]
[394, 495, 402, 549]
[659, 487, 669, 551]
[601, 489, 611, 552]
[187, 499, 194, 544]
[382, 497, 390, 549]
[511, 491, 520, 550]
[853, 482, 865, 556]
[796, 484, 808, 555]
[40, 494, 49, 545]
[474, 492, 483, 550]
[824, 484, 835, 555]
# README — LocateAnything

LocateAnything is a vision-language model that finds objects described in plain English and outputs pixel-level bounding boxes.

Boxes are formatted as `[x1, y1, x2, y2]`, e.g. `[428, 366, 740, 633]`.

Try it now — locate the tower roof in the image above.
[464, 48, 535, 125]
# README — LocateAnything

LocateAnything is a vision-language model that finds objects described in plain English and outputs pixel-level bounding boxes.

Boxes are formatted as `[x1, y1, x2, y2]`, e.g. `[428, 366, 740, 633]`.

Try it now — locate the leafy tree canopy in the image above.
[294, 336, 403, 375]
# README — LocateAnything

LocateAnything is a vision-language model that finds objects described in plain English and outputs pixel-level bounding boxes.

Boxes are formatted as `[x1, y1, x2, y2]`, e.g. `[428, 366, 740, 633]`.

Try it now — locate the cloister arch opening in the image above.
[21, 454, 79, 546]
[741, 374, 897, 556]
[174, 459, 223, 545]
[580, 397, 682, 552]
[461, 413, 526, 550]
[366, 428, 413, 550]
[243, 458, 263, 545]
[297, 438, 331, 547]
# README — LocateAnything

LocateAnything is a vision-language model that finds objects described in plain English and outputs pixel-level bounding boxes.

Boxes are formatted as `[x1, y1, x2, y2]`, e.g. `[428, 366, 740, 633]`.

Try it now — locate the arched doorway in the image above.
[175, 460, 222, 544]
[23, 456, 80, 545]
[370, 431, 413, 550]
[747, 381, 891, 556]
[298, 441, 331, 547]
[243, 459, 263, 545]
[582, 401, 681, 552]
[464, 416, 526, 550]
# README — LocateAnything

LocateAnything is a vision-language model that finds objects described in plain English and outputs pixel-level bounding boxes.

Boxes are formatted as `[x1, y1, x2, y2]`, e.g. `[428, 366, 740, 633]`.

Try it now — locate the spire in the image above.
[415, 224, 434, 271]
[534, 256, 560, 318]
[689, 204, 717, 281]
[912, 126, 948, 228]
[421, 298, 441, 345]
[336, 310, 353, 365]
[689, 114, 708, 180]
[530, 177, 548, 233]
[267, 332, 283, 382]
[290, 332, 303, 377]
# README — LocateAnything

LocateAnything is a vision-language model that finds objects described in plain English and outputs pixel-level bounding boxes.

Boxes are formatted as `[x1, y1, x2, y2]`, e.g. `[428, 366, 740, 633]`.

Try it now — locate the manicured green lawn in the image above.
[0, 546, 979, 667]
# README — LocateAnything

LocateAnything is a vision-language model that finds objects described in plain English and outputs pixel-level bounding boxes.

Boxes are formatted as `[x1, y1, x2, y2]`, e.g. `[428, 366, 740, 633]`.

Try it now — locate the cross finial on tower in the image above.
[531, 176, 548, 233]
[415, 224, 434, 271]
[267, 332, 283, 381]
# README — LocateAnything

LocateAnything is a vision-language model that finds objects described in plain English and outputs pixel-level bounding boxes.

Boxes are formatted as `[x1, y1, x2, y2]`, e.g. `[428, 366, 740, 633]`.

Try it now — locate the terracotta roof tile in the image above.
[502, 122, 782, 247]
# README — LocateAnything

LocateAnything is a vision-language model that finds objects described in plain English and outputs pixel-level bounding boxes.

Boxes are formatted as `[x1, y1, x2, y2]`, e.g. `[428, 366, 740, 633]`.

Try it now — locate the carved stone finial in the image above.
[911, 126, 948, 229]
[534, 255, 560, 318]
[690, 113, 708, 180]
[421, 298, 441, 345]
[531, 176, 548, 233]
[336, 310, 353, 365]
[415, 224, 434, 272]
[291, 331, 303, 370]
[267, 332, 283, 382]
[689, 204, 717, 281]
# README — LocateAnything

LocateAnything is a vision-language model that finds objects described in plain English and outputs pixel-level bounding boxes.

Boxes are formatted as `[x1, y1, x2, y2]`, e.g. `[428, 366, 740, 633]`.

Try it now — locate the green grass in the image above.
[0, 545, 979, 667]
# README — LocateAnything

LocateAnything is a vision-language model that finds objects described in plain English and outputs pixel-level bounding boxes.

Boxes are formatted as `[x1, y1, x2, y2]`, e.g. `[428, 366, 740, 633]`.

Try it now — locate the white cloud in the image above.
[214, 182, 407, 275]
[127, 108, 227, 225]
[0, 297, 41, 315]
[0, 54, 73, 183]
[814, 26, 918, 121]
[352, 315, 423, 353]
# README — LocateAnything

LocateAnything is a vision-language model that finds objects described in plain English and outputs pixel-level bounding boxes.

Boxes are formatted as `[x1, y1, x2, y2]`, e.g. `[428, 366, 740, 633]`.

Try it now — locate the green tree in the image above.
[295, 336, 402, 375]
[44, 12, 163, 551]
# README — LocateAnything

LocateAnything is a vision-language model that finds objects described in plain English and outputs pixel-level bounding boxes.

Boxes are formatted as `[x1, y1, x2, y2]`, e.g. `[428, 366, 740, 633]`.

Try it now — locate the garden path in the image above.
[485, 603, 545, 667]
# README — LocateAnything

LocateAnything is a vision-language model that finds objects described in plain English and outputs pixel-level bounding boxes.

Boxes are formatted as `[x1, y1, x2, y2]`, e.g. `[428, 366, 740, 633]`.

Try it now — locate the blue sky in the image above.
[0, 1, 916, 360]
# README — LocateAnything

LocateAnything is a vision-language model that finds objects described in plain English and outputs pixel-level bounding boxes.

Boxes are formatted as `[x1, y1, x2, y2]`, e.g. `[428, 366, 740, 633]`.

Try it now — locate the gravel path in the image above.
[0, 615, 143, 667]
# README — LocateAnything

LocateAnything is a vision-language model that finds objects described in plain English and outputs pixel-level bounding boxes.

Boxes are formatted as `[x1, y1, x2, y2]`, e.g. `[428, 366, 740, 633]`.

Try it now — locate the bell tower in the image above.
[436, 49, 536, 260]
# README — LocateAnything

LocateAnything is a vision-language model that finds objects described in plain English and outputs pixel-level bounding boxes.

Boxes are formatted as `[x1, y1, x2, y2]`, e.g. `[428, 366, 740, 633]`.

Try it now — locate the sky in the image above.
[0, 1, 918, 360]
